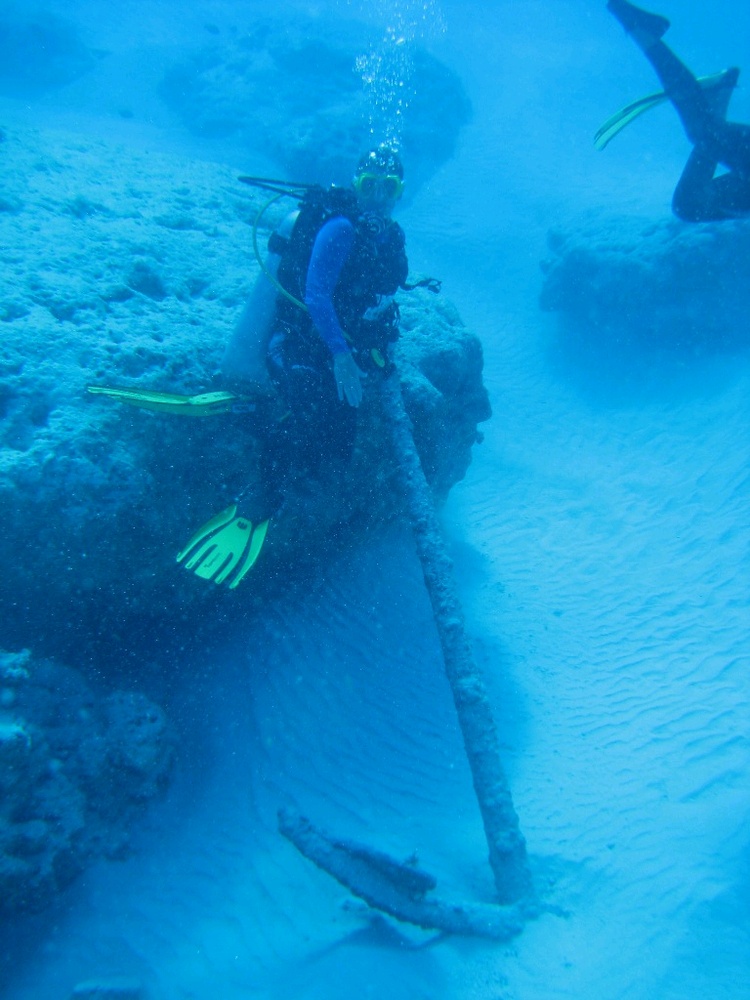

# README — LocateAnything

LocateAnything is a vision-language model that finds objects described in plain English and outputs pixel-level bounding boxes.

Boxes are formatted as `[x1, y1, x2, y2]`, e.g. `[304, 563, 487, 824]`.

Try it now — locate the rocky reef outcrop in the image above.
[539, 211, 750, 351]
[0, 125, 489, 663]
[159, 15, 471, 193]
[0, 649, 173, 915]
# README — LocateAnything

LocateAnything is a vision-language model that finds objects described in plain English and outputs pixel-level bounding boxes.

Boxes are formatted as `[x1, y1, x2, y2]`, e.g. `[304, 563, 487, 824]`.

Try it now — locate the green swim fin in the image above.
[176, 505, 269, 589]
[87, 385, 256, 416]
[595, 90, 668, 150]
[595, 72, 733, 150]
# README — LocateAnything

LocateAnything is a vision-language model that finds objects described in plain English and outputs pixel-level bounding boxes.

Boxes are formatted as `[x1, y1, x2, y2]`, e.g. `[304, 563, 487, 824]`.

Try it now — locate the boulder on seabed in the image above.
[158, 13, 471, 194]
[540, 210, 750, 350]
[0, 125, 490, 664]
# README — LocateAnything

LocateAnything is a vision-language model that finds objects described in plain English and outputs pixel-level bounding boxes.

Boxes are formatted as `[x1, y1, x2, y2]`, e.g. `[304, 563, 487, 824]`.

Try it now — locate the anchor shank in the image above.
[380, 375, 532, 905]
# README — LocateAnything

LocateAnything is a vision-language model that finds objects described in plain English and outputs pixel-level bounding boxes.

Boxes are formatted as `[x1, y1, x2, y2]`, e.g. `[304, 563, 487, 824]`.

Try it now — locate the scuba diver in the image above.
[251, 146, 408, 517]
[605, 0, 750, 221]
[177, 145, 410, 586]
[89, 146, 424, 589]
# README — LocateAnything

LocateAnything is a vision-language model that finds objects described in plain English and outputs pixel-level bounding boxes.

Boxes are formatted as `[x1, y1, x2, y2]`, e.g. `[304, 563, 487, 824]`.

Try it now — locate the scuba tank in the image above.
[220, 174, 435, 386]
[220, 208, 299, 388]
[221, 177, 360, 388]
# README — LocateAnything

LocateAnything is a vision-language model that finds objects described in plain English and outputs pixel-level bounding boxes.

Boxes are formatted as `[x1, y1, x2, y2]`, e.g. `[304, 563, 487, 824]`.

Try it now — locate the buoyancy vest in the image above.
[269, 186, 409, 364]
[333, 214, 408, 350]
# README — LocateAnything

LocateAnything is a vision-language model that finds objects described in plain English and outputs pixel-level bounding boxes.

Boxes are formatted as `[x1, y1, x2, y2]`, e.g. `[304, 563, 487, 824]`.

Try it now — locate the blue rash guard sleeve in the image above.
[304, 216, 356, 356]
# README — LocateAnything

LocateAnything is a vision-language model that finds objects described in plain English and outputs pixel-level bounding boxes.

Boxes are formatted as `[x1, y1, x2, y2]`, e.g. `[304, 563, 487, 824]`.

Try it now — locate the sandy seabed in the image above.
[1, 0, 750, 995]
[3, 143, 748, 994]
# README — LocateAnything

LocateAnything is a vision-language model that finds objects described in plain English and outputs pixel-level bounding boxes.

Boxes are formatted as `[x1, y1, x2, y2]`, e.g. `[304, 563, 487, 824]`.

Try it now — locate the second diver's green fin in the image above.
[594, 90, 668, 150]
[176, 505, 269, 589]
[595, 72, 734, 150]
[87, 385, 256, 417]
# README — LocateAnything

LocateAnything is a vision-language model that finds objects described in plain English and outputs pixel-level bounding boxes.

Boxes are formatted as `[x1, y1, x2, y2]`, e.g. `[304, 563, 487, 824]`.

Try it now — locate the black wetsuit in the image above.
[643, 41, 750, 221]
[609, 0, 750, 221]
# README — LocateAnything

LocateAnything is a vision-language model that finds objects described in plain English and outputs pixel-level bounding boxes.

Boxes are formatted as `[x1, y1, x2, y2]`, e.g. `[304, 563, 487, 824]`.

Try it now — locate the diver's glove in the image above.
[333, 350, 365, 408]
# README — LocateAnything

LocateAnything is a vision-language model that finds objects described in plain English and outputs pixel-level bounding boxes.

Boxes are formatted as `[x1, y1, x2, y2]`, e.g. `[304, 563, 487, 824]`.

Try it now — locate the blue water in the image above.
[1, 1, 749, 998]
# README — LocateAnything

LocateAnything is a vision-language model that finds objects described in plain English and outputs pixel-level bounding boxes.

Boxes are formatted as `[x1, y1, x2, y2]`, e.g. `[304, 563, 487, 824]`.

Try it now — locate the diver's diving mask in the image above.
[353, 172, 404, 200]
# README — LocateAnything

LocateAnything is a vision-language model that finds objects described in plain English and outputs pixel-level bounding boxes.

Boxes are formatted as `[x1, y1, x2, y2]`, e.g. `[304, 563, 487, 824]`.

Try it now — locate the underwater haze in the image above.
[1, 1, 749, 998]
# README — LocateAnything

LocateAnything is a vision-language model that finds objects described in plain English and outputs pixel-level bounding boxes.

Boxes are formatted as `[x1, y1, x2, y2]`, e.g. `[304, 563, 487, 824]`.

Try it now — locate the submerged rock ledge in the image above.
[0, 126, 490, 661]
[540, 211, 750, 349]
